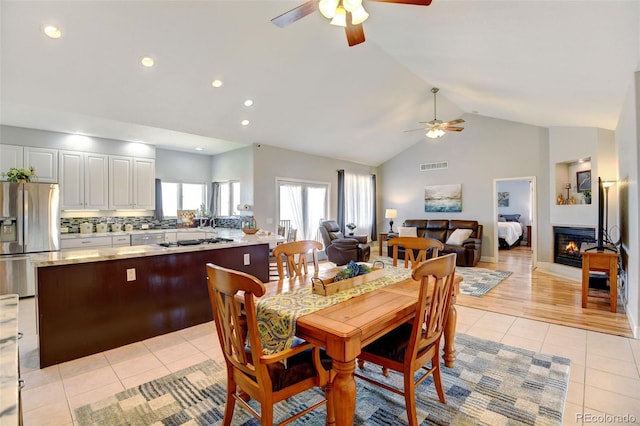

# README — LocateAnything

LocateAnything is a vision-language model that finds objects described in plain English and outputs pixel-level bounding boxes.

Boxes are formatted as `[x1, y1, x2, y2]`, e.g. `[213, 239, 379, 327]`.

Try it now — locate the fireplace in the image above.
[553, 226, 595, 268]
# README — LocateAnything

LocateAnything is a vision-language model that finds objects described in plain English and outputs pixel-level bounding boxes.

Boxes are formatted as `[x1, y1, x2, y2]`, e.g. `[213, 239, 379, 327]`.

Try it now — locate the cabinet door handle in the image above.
[18, 379, 25, 389]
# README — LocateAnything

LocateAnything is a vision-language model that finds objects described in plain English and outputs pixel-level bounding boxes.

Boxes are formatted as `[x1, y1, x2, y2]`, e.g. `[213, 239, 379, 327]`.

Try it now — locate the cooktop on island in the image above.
[158, 237, 234, 247]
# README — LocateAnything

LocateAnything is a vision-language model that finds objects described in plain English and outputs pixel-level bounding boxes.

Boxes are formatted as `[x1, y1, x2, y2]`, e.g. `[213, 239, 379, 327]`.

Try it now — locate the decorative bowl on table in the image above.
[242, 228, 259, 235]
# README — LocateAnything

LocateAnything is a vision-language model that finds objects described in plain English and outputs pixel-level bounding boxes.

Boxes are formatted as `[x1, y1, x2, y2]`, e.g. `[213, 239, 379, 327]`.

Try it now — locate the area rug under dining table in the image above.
[369, 254, 512, 297]
[75, 333, 570, 425]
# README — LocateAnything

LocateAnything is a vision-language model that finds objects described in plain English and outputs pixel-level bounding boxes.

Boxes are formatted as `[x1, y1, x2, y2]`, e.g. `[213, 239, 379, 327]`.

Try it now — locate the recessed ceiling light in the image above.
[44, 25, 62, 39]
[195, 147, 204, 151]
[211, 79, 223, 88]
[241, 119, 250, 126]
[244, 99, 254, 107]
[140, 56, 155, 67]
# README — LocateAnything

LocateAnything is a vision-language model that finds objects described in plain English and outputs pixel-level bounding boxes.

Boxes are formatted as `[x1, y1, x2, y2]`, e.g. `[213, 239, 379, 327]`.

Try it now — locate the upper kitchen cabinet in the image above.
[59, 151, 109, 210]
[0, 145, 57, 182]
[24, 147, 58, 183]
[109, 156, 155, 210]
[0, 145, 23, 174]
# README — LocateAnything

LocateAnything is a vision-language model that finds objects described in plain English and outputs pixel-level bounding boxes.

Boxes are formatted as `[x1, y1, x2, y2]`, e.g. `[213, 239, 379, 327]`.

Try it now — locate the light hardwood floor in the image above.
[372, 243, 633, 338]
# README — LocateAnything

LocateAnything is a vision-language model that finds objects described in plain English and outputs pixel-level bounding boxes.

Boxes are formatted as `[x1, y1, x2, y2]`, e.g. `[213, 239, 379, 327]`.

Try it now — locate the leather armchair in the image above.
[319, 220, 371, 266]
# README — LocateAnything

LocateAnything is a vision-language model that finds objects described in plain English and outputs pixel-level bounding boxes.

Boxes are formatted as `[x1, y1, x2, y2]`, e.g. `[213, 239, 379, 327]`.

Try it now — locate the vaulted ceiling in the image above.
[1, 1, 638, 166]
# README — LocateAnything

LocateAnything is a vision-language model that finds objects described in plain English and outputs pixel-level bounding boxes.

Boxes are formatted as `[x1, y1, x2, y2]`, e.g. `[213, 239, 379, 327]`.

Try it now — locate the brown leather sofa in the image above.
[387, 219, 482, 267]
[319, 220, 371, 266]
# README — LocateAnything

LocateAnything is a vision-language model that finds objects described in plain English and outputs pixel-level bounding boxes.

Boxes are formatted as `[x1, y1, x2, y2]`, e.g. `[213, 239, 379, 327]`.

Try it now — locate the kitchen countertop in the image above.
[0, 294, 19, 426]
[33, 229, 284, 267]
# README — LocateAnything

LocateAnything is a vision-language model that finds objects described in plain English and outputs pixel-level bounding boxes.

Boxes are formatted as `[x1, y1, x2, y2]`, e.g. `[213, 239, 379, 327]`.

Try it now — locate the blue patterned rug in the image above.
[368, 254, 512, 297]
[455, 267, 513, 297]
[75, 333, 569, 425]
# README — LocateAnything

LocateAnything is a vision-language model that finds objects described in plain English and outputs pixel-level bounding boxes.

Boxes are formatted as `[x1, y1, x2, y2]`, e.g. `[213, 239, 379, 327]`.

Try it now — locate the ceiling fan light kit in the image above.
[272, 0, 432, 47]
[330, 5, 348, 26]
[405, 87, 465, 139]
[426, 127, 446, 139]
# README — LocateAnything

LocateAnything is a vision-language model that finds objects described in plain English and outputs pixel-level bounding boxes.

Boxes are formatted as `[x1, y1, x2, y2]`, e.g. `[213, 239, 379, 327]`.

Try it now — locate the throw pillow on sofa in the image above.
[446, 229, 472, 246]
[398, 226, 418, 237]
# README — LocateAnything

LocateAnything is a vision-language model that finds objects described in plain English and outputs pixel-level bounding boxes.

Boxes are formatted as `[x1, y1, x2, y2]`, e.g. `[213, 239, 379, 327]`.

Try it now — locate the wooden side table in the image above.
[580, 243, 619, 312]
[378, 232, 388, 256]
[526, 225, 532, 247]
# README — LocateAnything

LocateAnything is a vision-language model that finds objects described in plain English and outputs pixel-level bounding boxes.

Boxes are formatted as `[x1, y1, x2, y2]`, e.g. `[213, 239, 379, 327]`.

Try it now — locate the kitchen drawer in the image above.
[112, 236, 131, 247]
[61, 236, 112, 249]
[130, 233, 165, 246]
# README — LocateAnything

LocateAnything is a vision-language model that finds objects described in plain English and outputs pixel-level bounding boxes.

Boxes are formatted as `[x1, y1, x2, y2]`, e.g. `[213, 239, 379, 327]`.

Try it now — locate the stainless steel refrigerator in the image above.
[0, 182, 60, 297]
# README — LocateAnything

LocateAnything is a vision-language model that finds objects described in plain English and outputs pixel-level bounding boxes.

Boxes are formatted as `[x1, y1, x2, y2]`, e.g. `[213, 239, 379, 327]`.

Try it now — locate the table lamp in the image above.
[385, 208, 397, 233]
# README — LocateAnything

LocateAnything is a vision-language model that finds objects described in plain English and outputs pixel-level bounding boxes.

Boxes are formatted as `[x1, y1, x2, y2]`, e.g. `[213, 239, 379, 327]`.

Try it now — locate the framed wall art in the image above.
[425, 184, 462, 212]
[576, 170, 591, 192]
[498, 192, 509, 207]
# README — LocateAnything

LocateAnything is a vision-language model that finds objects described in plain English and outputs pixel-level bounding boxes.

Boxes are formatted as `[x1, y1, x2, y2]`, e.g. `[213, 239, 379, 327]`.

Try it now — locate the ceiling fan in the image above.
[405, 88, 465, 139]
[271, 0, 432, 47]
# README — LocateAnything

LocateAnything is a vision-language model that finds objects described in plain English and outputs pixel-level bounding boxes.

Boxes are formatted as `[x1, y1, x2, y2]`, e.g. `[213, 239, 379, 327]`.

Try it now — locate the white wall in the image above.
[548, 127, 617, 230]
[252, 144, 376, 235]
[616, 71, 640, 338]
[210, 146, 254, 211]
[378, 113, 549, 261]
[156, 148, 211, 183]
[0, 125, 155, 158]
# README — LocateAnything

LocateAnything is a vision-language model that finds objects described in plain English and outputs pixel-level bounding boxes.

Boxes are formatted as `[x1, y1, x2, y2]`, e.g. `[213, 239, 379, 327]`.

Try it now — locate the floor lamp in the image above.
[603, 180, 616, 237]
[385, 208, 397, 233]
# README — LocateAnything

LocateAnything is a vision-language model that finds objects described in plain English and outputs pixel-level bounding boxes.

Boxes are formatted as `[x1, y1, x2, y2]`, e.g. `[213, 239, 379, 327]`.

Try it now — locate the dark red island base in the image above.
[36, 244, 269, 367]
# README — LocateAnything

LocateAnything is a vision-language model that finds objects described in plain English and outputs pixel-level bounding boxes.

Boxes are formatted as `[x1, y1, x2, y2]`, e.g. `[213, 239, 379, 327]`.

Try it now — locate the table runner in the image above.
[256, 266, 412, 354]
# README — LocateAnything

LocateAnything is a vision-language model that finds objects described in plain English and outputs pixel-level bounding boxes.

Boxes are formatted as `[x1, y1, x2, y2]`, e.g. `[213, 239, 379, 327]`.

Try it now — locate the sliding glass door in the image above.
[278, 179, 329, 242]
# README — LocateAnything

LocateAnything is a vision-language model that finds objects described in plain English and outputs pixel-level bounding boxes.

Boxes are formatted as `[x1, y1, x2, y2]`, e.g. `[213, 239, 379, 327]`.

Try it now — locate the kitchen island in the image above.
[31, 230, 282, 367]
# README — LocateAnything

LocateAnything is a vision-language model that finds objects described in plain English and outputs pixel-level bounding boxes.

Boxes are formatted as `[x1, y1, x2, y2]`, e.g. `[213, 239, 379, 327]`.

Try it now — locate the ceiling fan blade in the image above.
[345, 16, 365, 46]
[368, 0, 432, 5]
[443, 126, 464, 132]
[404, 128, 426, 133]
[271, 1, 318, 28]
[445, 118, 465, 125]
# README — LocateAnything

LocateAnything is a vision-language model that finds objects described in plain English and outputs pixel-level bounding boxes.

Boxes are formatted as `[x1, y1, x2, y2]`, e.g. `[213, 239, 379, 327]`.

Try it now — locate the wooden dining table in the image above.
[254, 265, 460, 426]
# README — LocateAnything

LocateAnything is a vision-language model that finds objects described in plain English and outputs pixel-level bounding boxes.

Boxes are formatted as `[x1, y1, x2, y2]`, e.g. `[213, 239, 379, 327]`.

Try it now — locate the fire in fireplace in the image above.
[553, 227, 595, 268]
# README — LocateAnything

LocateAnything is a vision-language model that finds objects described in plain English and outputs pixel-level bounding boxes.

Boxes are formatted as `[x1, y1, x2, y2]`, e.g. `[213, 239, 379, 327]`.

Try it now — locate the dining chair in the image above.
[387, 236, 444, 268]
[206, 263, 334, 426]
[272, 240, 322, 279]
[354, 253, 457, 426]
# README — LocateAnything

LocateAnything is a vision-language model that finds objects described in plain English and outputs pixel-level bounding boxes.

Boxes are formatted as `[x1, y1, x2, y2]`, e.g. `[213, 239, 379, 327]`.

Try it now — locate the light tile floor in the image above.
[17, 297, 640, 425]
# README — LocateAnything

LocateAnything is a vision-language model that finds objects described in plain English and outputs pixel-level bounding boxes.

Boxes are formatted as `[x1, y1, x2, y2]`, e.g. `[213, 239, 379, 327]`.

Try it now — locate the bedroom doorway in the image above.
[493, 177, 536, 268]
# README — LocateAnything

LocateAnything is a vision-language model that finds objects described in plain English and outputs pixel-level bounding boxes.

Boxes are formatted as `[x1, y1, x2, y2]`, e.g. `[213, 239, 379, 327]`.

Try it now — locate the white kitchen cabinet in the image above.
[61, 236, 112, 250]
[0, 145, 57, 183]
[0, 145, 23, 176]
[24, 147, 58, 183]
[111, 235, 131, 247]
[109, 156, 155, 210]
[59, 151, 109, 210]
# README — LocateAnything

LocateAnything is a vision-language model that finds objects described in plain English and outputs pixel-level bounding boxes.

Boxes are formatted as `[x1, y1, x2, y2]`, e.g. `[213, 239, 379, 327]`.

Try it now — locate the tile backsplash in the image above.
[61, 216, 242, 233]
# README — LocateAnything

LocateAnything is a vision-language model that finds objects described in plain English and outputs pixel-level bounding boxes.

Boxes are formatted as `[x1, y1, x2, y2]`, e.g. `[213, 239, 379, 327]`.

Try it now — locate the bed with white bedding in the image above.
[498, 221, 524, 248]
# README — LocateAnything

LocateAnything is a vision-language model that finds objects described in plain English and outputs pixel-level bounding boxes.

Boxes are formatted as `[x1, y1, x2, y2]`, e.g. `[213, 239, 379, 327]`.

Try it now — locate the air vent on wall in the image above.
[419, 161, 448, 171]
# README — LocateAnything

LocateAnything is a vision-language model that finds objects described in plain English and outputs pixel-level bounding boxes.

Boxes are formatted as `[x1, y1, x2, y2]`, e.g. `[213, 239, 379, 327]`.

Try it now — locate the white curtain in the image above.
[344, 172, 374, 239]
[280, 183, 304, 239]
[278, 180, 329, 242]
